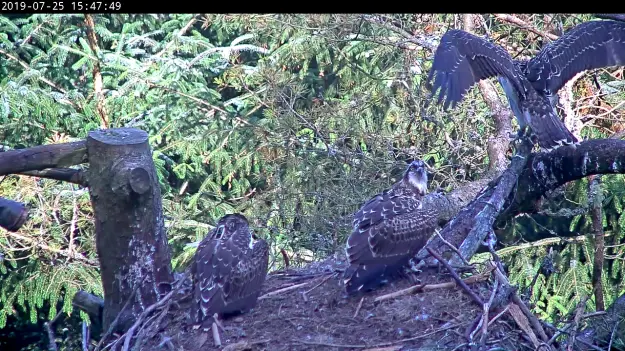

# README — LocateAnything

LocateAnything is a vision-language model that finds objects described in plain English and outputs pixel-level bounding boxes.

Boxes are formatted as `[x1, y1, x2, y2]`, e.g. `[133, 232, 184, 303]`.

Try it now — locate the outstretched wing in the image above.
[344, 189, 438, 294]
[526, 20, 625, 95]
[427, 29, 527, 110]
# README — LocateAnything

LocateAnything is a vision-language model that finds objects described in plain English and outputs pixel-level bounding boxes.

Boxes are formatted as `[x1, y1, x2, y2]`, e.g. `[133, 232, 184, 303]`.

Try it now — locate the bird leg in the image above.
[212, 313, 222, 347]
[402, 259, 422, 285]
[213, 314, 225, 331]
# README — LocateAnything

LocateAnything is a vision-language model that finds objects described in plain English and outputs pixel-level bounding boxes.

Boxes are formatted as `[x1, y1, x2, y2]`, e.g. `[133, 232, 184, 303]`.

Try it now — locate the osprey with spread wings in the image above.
[427, 19, 625, 150]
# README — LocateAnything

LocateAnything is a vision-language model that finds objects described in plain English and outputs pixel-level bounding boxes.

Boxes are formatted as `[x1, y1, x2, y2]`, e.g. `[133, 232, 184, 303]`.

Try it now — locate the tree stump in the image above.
[86, 128, 174, 334]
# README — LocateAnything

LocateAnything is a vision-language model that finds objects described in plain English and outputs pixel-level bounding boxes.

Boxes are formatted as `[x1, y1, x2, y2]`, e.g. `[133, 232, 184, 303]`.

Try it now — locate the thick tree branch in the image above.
[18, 168, 87, 186]
[503, 139, 625, 217]
[0, 141, 87, 176]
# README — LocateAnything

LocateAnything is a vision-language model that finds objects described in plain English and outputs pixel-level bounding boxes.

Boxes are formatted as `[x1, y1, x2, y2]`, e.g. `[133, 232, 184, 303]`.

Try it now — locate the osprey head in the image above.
[212, 213, 250, 241]
[404, 159, 428, 196]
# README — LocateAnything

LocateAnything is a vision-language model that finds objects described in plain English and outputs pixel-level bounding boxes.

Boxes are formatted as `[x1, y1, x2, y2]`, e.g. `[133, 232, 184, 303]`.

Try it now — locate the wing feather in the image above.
[220, 239, 269, 314]
[427, 29, 527, 110]
[527, 20, 625, 94]
[192, 239, 233, 328]
[344, 185, 439, 294]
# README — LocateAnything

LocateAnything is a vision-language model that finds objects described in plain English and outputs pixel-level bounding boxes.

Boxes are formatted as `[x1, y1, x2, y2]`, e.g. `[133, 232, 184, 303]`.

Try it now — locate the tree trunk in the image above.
[86, 128, 174, 334]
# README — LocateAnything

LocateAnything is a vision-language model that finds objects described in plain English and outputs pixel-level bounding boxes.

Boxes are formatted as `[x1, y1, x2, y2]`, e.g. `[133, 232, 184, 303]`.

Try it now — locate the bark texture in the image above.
[86, 128, 174, 334]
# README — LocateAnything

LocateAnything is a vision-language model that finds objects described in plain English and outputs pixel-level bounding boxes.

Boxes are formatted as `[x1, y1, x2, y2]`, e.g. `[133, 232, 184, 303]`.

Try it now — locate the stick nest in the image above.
[123, 254, 540, 351]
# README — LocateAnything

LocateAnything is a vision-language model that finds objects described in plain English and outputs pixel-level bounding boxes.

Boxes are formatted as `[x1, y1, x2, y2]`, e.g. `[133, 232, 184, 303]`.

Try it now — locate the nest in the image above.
[104, 253, 555, 351]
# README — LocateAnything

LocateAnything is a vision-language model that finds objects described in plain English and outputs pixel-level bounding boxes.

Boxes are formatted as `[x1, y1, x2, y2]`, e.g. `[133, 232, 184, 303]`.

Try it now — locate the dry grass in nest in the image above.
[127, 256, 537, 351]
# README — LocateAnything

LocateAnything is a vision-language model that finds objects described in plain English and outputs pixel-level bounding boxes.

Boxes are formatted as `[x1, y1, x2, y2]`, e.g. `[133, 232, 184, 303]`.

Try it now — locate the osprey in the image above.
[343, 160, 439, 295]
[190, 213, 269, 330]
[427, 19, 625, 150]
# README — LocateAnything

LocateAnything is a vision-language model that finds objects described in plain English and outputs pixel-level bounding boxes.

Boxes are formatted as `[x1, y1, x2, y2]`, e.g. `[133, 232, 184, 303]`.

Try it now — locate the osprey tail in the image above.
[524, 95, 579, 150]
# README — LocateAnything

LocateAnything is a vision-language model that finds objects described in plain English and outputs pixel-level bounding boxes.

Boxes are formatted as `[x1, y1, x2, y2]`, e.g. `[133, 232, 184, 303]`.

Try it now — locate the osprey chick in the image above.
[190, 213, 269, 331]
[343, 160, 439, 295]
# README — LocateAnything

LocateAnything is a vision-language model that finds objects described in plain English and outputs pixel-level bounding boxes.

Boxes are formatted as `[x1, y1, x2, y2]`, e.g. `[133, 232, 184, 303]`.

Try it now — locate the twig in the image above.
[426, 248, 484, 306]
[353, 297, 364, 318]
[435, 229, 471, 266]
[44, 310, 64, 351]
[487, 304, 510, 327]
[95, 288, 138, 351]
[493, 14, 559, 41]
[5, 231, 96, 265]
[491, 262, 549, 343]
[473, 233, 615, 260]
[292, 322, 467, 349]
[607, 318, 622, 351]
[545, 311, 604, 346]
[221, 340, 270, 351]
[542, 322, 605, 351]
[0, 48, 78, 108]
[44, 321, 58, 351]
[117, 278, 186, 351]
[82, 321, 90, 351]
[363, 347, 403, 351]
[258, 282, 310, 300]
[153, 15, 199, 58]
[83, 14, 109, 128]
[507, 302, 540, 348]
[18, 168, 87, 186]
[477, 278, 499, 345]
[374, 266, 493, 303]
[302, 272, 336, 296]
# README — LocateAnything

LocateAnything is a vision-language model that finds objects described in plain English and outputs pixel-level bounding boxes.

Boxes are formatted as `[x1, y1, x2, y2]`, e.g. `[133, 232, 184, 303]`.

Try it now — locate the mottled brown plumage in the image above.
[343, 160, 439, 295]
[191, 213, 269, 330]
[427, 19, 625, 150]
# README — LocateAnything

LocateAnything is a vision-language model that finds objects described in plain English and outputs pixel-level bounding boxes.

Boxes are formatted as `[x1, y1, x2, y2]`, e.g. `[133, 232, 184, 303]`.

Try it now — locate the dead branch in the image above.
[353, 297, 365, 317]
[72, 290, 104, 325]
[43, 311, 63, 351]
[491, 262, 550, 343]
[82, 321, 89, 351]
[258, 282, 311, 300]
[0, 140, 87, 176]
[5, 230, 96, 265]
[589, 176, 606, 311]
[503, 139, 625, 217]
[426, 248, 484, 306]
[492, 14, 559, 41]
[417, 138, 533, 267]
[302, 272, 336, 297]
[83, 14, 109, 128]
[374, 265, 493, 303]
[18, 168, 87, 186]
[292, 322, 467, 349]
